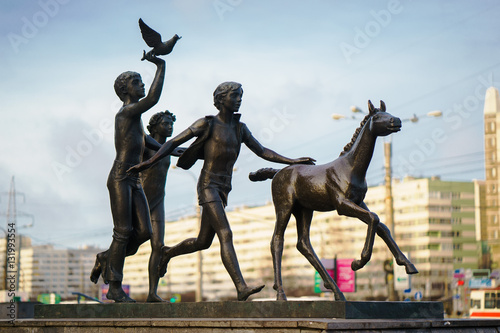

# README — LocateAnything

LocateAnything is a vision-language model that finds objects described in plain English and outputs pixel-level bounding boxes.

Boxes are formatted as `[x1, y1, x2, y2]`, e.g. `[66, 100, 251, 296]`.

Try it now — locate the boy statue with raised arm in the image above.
[90, 53, 167, 303]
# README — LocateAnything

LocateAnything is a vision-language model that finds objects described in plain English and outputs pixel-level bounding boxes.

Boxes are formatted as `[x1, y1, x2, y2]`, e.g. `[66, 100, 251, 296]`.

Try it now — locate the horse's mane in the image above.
[339, 112, 373, 156]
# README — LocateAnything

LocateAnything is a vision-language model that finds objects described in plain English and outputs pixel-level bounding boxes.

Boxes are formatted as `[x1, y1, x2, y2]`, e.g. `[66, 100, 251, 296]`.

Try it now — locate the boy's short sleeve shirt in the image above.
[188, 117, 210, 137]
[177, 114, 248, 170]
[240, 122, 252, 143]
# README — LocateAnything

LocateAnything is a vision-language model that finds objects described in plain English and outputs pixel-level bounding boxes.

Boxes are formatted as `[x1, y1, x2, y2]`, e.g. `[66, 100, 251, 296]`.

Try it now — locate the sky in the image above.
[0, 0, 499, 249]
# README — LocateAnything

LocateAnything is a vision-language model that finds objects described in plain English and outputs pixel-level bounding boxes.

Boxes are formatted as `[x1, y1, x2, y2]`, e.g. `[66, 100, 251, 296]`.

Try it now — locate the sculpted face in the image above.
[370, 111, 402, 136]
[126, 74, 146, 100]
[156, 117, 174, 138]
[221, 87, 243, 112]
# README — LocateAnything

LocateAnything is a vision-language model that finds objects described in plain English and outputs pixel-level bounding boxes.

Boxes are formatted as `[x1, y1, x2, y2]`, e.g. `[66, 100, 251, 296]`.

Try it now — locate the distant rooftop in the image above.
[484, 87, 500, 114]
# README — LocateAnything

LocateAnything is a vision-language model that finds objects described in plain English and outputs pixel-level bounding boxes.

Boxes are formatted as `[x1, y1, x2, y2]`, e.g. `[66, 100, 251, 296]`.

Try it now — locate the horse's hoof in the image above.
[405, 263, 418, 274]
[351, 259, 364, 271]
[276, 292, 287, 301]
[335, 292, 347, 301]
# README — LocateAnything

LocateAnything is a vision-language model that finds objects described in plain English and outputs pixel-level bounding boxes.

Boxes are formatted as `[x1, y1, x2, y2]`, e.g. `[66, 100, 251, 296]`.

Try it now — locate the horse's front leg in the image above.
[358, 202, 418, 274]
[337, 199, 379, 271]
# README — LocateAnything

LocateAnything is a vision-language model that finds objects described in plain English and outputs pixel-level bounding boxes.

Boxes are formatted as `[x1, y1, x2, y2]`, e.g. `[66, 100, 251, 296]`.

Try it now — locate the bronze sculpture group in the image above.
[90, 19, 418, 303]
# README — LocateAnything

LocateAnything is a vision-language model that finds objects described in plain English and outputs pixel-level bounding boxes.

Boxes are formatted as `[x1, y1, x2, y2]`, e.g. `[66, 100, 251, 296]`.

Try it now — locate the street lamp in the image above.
[331, 114, 346, 120]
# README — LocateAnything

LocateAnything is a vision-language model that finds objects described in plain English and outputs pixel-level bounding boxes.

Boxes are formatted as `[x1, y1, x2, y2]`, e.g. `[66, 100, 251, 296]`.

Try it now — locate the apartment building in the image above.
[0, 236, 101, 300]
[483, 86, 500, 269]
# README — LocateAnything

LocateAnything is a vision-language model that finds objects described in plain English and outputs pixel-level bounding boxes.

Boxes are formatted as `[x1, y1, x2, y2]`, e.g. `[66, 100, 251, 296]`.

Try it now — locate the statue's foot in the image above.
[107, 288, 136, 303]
[405, 262, 418, 274]
[90, 252, 106, 284]
[237, 285, 265, 301]
[146, 293, 165, 303]
[158, 246, 172, 277]
[90, 259, 101, 284]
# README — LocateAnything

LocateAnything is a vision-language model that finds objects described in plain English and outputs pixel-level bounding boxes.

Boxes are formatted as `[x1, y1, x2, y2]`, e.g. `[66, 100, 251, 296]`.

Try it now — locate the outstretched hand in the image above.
[143, 51, 165, 65]
[127, 161, 151, 174]
[172, 147, 186, 157]
[293, 157, 316, 165]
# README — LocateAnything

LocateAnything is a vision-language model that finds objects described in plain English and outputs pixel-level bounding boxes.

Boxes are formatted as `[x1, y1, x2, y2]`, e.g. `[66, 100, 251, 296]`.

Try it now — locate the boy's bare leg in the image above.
[202, 202, 265, 301]
[158, 217, 216, 277]
[158, 201, 264, 301]
[147, 219, 165, 302]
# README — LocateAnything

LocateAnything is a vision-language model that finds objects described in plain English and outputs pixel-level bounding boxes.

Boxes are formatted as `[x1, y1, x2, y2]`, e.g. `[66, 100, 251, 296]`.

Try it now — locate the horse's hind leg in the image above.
[294, 207, 346, 301]
[271, 204, 293, 301]
[358, 203, 418, 274]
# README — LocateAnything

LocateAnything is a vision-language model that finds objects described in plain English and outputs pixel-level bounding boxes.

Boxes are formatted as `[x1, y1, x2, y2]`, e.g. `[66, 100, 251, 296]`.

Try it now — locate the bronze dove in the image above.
[139, 18, 181, 61]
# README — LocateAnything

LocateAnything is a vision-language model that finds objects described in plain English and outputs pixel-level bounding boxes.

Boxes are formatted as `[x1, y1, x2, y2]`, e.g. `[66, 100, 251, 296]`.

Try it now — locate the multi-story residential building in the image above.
[483, 86, 500, 269]
[369, 177, 479, 299]
[0, 236, 101, 301]
[122, 177, 479, 302]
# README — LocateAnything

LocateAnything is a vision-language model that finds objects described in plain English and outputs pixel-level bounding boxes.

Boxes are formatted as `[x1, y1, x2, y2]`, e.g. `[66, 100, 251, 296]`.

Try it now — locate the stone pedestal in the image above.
[1, 317, 500, 332]
[35, 301, 443, 320]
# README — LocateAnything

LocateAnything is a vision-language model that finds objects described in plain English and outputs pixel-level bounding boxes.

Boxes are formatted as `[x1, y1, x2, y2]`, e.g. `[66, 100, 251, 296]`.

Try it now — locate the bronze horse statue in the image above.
[249, 100, 418, 301]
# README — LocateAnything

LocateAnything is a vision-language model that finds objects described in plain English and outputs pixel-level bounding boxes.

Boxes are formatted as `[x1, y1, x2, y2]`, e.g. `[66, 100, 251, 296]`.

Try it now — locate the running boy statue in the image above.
[128, 81, 315, 301]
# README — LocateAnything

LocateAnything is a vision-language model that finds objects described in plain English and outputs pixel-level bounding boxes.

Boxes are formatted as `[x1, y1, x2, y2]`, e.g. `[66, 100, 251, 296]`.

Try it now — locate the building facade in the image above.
[122, 177, 480, 302]
[483, 86, 500, 269]
[0, 236, 101, 301]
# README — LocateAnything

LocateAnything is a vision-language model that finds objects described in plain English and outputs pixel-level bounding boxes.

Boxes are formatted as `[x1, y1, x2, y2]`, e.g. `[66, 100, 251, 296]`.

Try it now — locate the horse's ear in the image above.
[380, 100, 386, 112]
[368, 100, 375, 114]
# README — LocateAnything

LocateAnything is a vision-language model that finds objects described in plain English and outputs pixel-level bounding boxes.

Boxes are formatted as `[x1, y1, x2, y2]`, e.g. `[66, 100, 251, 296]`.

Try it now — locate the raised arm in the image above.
[128, 127, 194, 173]
[124, 54, 166, 117]
[243, 125, 315, 165]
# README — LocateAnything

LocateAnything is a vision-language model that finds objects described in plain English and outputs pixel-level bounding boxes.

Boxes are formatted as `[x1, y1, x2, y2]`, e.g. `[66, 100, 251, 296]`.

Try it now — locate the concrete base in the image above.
[34, 301, 444, 320]
[1, 318, 500, 332]
[0, 302, 41, 319]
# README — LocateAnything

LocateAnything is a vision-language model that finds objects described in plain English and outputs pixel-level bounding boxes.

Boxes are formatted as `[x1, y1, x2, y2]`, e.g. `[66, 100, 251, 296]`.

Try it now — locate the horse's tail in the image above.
[249, 168, 280, 182]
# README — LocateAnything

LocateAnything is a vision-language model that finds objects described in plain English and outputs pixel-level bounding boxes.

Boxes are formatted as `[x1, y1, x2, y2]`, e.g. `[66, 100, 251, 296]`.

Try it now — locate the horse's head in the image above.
[368, 100, 401, 136]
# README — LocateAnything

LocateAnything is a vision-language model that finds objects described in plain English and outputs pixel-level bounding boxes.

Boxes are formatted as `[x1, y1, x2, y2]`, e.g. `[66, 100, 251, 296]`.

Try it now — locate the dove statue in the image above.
[138, 18, 181, 60]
